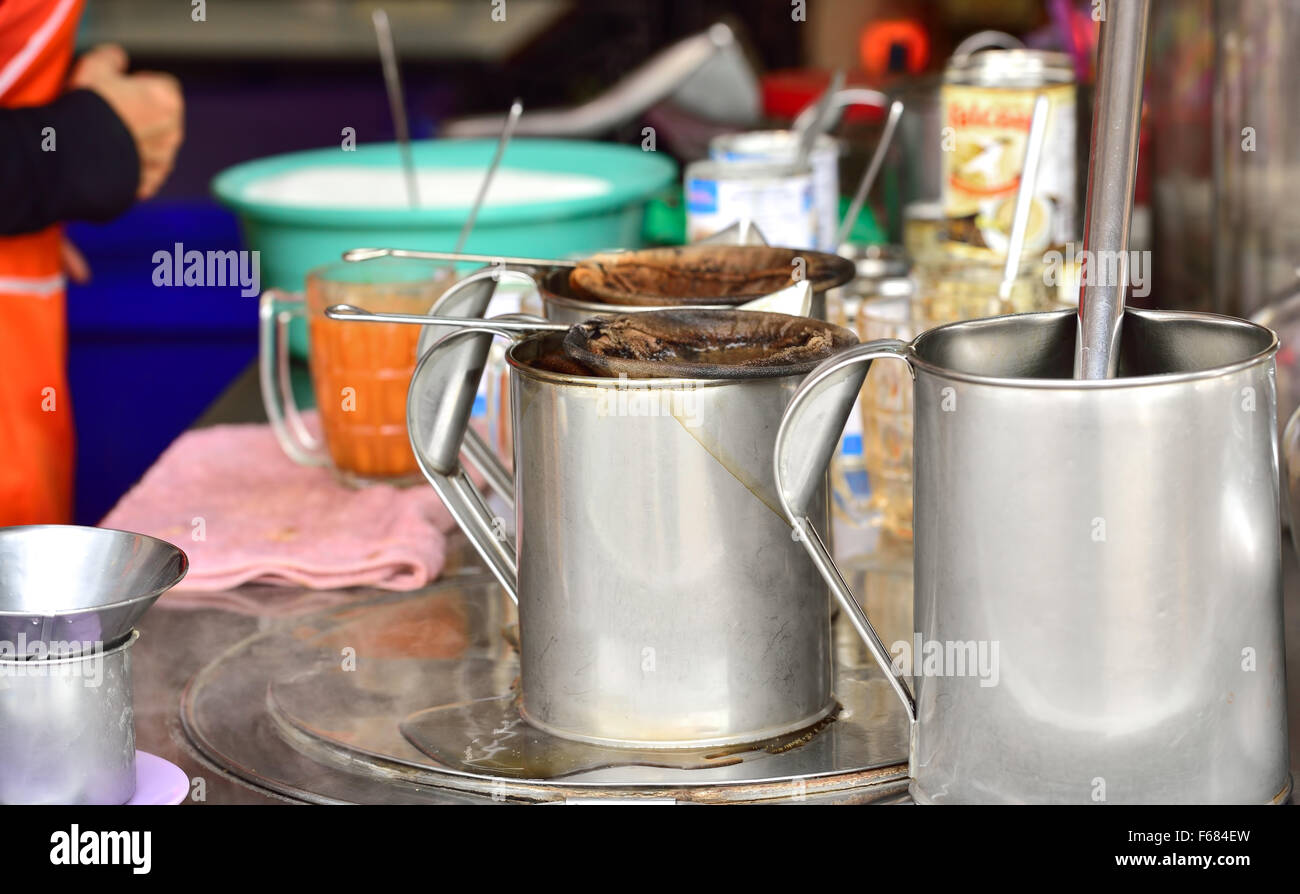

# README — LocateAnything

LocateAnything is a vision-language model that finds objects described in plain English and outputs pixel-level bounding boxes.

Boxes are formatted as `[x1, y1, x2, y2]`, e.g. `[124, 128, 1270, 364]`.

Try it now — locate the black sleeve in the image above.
[0, 88, 139, 236]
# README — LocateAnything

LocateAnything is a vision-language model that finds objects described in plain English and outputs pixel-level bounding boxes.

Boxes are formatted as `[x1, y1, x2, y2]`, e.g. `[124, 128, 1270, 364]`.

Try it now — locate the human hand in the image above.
[60, 237, 91, 285]
[70, 44, 184, 200]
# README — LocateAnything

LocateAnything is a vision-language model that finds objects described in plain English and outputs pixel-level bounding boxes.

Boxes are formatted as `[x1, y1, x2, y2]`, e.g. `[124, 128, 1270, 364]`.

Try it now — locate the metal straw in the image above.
[453, 99, 523, 254]
[372, 9, 419, 209]
[835, 99, 904, 248]
[999, 94, 1051, 306]
[1074, 0, 1151, 379]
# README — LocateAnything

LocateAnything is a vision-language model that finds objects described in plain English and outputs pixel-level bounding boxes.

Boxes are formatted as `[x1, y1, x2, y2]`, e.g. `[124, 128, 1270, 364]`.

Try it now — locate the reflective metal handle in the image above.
[422, 267, 543, 508]
[773, 339, 917, 722]
[408, 325, 519, 603]
[258, 289, 329, 466]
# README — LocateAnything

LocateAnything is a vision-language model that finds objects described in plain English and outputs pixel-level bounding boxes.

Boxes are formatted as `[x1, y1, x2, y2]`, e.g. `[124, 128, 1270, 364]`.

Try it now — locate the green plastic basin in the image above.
[212, 138, 677, 354]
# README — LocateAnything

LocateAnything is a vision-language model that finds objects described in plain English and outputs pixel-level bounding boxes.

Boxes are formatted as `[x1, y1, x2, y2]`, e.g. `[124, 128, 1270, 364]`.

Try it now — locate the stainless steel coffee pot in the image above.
[406, 311, 850, 749]
[775, 308, 1292, 804]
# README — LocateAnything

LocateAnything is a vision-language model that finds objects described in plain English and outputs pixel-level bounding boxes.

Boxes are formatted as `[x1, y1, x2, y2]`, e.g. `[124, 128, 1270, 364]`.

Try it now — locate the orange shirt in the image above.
[0, 0, 85, 524]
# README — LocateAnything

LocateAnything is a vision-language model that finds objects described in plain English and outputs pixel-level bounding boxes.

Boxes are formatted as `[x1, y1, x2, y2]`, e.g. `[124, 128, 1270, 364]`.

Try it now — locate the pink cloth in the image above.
[100, 420, 457, 597]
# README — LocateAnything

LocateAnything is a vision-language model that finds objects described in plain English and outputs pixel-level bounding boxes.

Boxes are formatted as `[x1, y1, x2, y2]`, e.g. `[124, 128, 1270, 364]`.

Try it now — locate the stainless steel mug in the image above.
[0, 631, 139, 804]
[407, 316, 841, 749]
[775, 308, 1292, 803]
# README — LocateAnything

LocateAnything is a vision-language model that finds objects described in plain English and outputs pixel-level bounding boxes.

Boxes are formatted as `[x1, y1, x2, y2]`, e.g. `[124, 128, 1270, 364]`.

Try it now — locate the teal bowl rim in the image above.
[211, 138, 678, 230]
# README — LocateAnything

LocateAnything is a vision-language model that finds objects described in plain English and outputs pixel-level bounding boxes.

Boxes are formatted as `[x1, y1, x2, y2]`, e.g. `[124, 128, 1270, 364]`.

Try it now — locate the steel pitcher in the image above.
[775, 307, 1292, 804]
[406, 315, 844, 749]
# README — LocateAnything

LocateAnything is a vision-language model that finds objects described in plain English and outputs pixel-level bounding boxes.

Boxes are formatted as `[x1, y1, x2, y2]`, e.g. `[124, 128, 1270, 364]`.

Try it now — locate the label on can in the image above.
[686, 162, 816, 250]
[939, 81, 1075, 256]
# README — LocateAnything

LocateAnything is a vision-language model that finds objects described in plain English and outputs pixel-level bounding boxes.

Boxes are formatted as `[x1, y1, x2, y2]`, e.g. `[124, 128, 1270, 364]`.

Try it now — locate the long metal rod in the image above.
[835, 99, 904, 247]
[999, 94, 1051, 305]
[372, 9, 419, 209]
[453, 99, 523, 254]
[342, 247, 579, 268]
[325, 303, 568, 332]
[1074, 0, 1151, 379]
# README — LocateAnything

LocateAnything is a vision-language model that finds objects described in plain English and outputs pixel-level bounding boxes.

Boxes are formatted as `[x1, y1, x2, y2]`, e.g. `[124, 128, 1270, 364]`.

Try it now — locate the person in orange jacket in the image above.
[0, 0, 183, 526]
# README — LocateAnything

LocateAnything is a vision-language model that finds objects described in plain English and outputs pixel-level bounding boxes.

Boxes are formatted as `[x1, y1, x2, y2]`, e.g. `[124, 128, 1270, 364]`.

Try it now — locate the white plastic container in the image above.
[710, 131, 839, 250]
[685, 159, 816, 250]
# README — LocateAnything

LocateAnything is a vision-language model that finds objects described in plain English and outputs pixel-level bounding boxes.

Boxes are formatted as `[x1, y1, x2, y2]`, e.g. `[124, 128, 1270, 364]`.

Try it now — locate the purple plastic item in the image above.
[126, 752, 189, 806]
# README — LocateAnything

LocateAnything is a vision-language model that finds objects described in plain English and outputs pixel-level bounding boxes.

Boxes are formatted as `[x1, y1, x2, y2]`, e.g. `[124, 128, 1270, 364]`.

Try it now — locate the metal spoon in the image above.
[998, 93, 1050, 308]
[835, 98, 904, 248]
[453, 99, 523, 255]
[372, 9, 419, 209]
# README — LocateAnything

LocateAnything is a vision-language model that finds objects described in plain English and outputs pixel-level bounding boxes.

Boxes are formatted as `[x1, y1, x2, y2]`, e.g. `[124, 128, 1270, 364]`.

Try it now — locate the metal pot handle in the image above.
[258, 289, 329, 466]
[407, 323, 527, 603]
[422, 266, 541, 508]
[773, 338, 917, 723]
